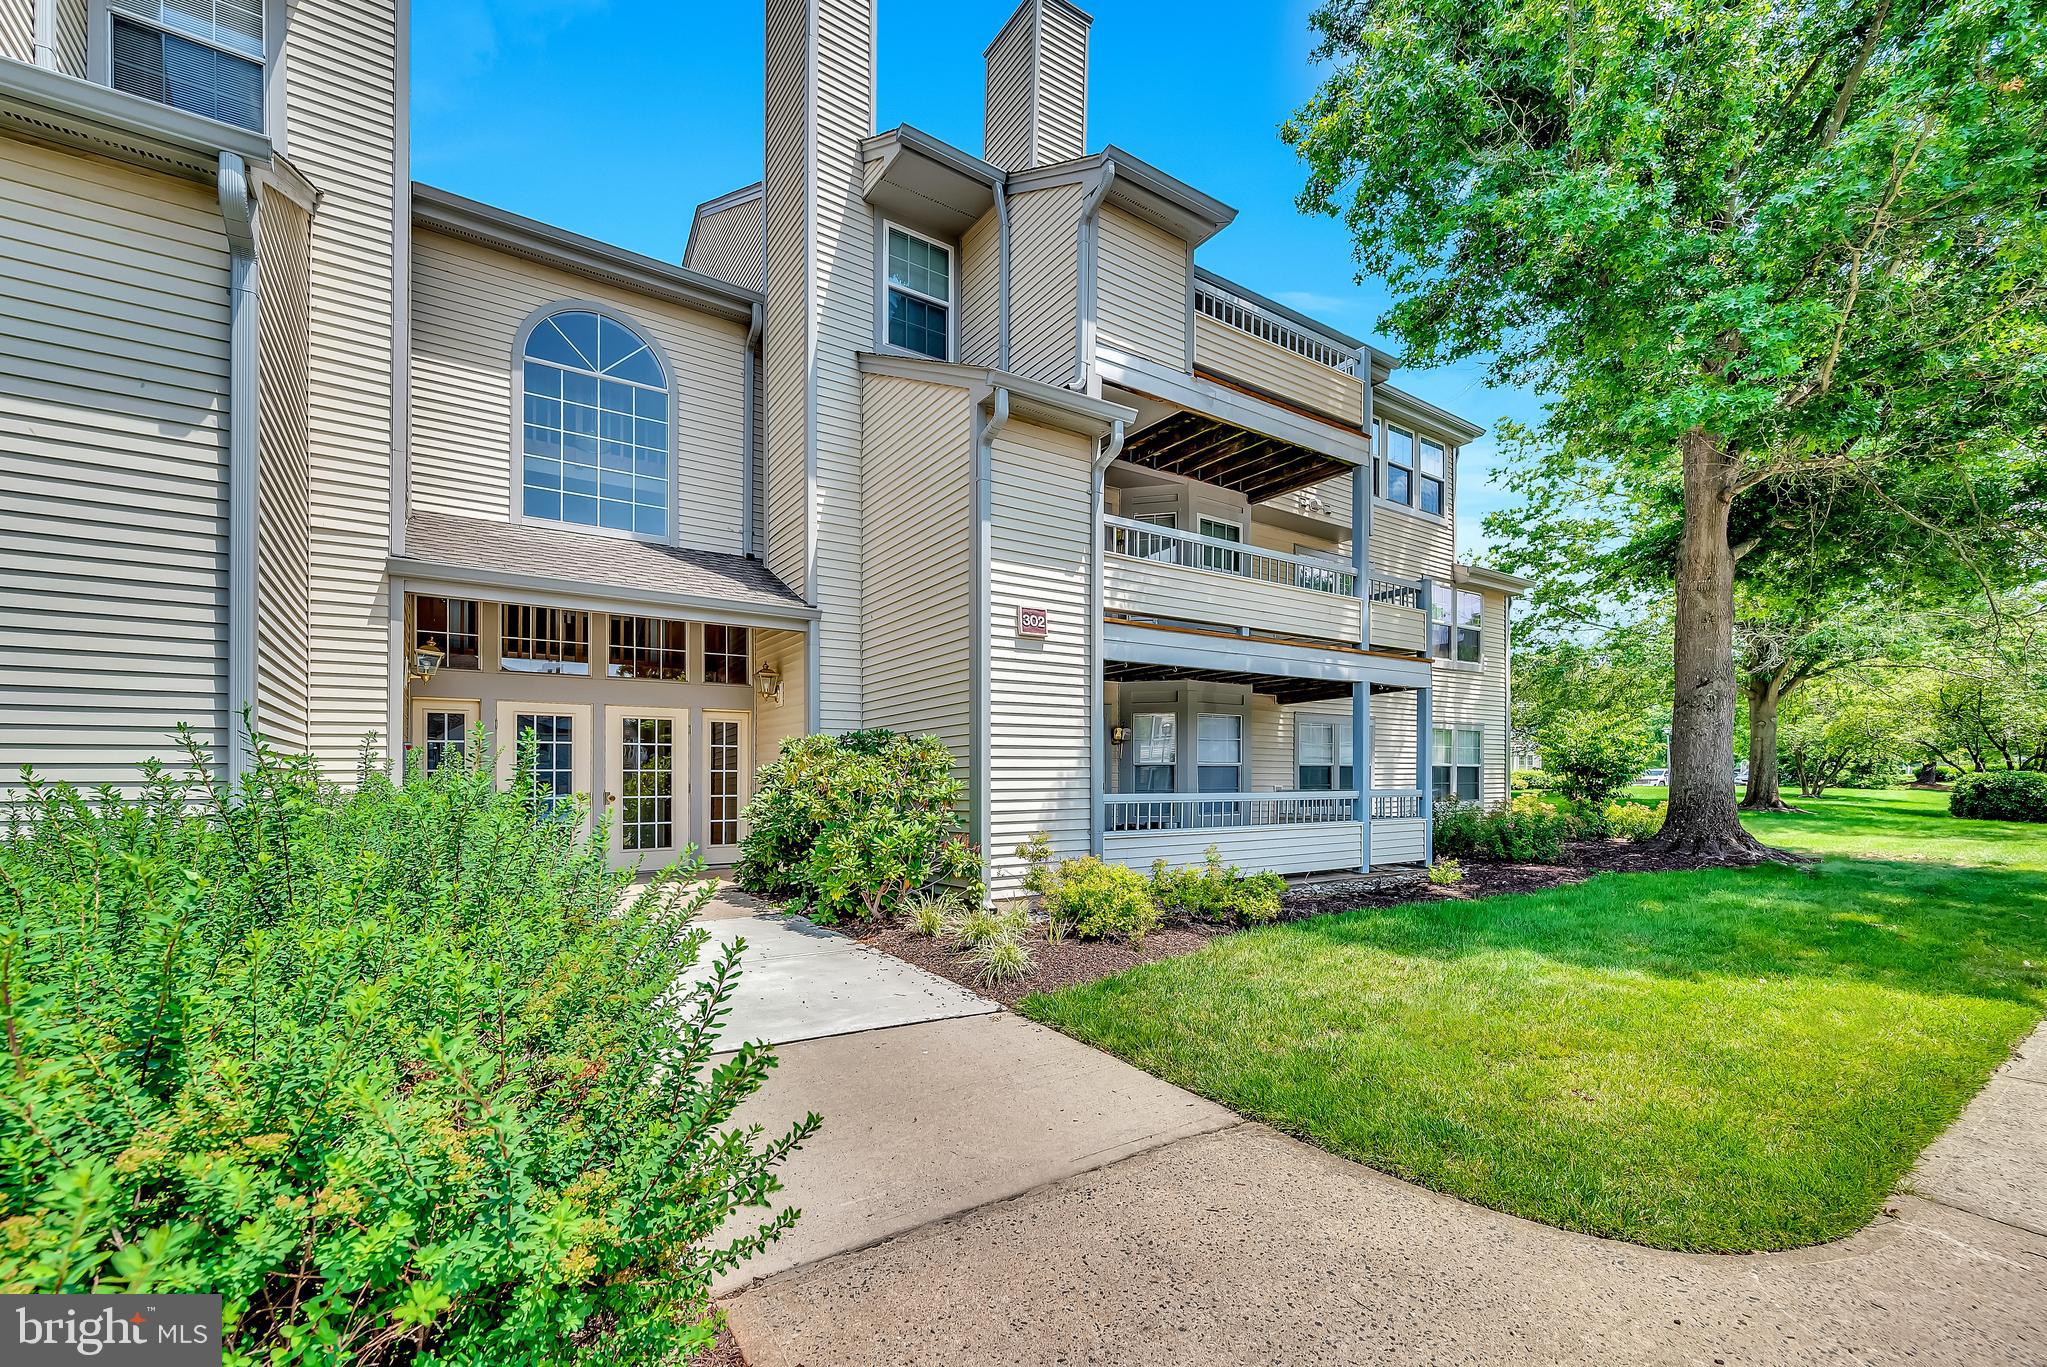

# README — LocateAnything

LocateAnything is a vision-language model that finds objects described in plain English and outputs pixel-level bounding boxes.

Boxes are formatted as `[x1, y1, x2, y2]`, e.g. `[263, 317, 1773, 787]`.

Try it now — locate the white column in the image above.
[1352, 681, 1370, 871]
[1416, 684, 1434, 865]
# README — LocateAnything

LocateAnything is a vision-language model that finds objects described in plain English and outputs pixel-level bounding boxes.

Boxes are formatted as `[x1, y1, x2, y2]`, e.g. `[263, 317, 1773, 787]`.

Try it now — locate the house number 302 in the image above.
[1016, 606, 1049, 638]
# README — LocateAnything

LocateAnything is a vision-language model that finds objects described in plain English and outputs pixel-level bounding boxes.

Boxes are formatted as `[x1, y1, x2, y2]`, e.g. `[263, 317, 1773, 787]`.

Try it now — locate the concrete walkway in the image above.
[707, 893, 2047, 1364]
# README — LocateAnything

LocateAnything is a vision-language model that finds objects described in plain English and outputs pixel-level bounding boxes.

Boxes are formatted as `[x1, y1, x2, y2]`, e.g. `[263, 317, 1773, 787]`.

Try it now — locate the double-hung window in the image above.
[108, 0, 265, 132]
[1382, 425, 1415, 506]
[1196, 714, 1244, 794]
[1418, 439, 1446, 515]
[1296, 717, 1355, 792]
[1432, 728, 1483, 802]
[1132, 713, 1176, 793]
[1430, 584, 1483, 664]
[885, 225, 952, 360]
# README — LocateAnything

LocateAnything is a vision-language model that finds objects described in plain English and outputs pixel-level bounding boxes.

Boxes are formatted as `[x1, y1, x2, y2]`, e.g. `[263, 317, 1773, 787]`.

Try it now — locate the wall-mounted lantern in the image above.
[409, 639, 445, 683]
[755, 664, 783, 704]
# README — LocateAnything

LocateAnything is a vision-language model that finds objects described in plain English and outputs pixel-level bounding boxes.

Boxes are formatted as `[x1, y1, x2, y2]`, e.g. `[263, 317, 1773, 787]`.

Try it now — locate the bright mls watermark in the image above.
[2, 1296, 221, 1364]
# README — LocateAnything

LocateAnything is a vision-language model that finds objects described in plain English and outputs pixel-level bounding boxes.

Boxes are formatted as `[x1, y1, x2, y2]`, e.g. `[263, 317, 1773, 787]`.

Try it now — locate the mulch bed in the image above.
[861, 838, 1748, 1005]
[700, 1321, 747, 1367]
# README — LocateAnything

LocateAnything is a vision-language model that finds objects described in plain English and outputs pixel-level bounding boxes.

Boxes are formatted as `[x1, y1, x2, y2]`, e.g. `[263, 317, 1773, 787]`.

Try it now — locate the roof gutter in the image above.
[219, 152, 258, 778]
[1087, 415, 1126, 855]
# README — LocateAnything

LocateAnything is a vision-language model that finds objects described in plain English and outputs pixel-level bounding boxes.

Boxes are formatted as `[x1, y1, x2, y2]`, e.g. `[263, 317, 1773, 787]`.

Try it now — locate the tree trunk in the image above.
[1740, 672, 1794, 811]
[1648, 428, 1780, 862]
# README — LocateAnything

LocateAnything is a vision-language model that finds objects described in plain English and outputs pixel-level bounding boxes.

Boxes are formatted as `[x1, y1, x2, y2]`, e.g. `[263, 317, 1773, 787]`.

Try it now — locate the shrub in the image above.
[1432, 794, 1575, 864]
[1511, 768, 1556, 791]
[1148, 846, 1286, 925]
[1537, 713, 1658, 808]
[943, 900, 1024, 950]
[736, 730, 983, 923]
[1428, 857, 1464, 886]
[902, 889, 957, 937]
[1041, 856, 1161, 943]
[967, 931, 1035, 986]
[0, 733, 817, 1365]
[1604, 800, 1668, 841]
[1950, 770, 2047, 823]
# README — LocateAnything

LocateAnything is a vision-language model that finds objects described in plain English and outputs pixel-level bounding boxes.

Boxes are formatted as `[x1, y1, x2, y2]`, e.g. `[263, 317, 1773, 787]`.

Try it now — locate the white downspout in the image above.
[218, 153, 259, 778]
[1088, 415, 1125, 856]
[972, 388, 1010, 890]
[31, 0, 55, 68]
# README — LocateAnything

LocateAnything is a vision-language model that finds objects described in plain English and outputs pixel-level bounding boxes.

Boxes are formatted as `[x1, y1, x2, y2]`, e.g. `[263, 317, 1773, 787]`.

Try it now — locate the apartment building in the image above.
[0, 0, 1524, 890]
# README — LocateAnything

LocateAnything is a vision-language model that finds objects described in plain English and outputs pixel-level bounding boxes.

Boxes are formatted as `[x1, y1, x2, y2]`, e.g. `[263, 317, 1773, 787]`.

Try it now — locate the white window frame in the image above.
[90, 0, 282, 136]
[495, 702, 595, 822]
[1131, 711, 1177, 793]
[701, 708, 753, 863]
[1432, 726, 1484, 803]
[879, 220, 956, 363]
[409, 699, 481, 775]
[1430, 583, 1484, 666]
[1195, 712, 1245, 794]
[1374, 420, 1452, 524]
[1196, 514, 1244, 575]
[605, 705, 691, 869]
[1417, 439, 1447, 516]
[1295, 716, 1355, 792]
[702, 623, 751, 688]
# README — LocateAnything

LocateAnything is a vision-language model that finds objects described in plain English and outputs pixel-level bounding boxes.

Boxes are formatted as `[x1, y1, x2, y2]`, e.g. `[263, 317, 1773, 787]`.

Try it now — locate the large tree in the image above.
[1288, 0, 2047, 857]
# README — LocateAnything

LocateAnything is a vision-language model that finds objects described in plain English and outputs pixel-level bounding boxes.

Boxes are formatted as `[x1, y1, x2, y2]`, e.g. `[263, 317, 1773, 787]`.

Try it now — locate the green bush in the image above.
[1511, 769, 1555, 791]
[1041, 856, 1161, 943]
[1604, 800, 1668, 841]
[0, 734, 817, 1365]
[1432, 794, 1576, 863]
[1950, 770, 2047, 823]
[1427, 857, 1464, 886]
[1537, 713, 1657, 809]
[1148, 846, 1286, 925]
[735, 730, 983, 923]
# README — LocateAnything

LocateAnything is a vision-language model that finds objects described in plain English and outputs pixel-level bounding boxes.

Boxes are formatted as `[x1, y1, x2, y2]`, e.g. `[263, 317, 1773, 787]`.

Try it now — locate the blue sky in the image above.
[410, 0, 1545, 556]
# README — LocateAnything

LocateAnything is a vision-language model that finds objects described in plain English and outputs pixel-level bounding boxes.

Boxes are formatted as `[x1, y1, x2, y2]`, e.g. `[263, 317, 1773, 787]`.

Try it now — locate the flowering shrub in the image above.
[736, 730, 983, 922]
[0, 734, 816, 1365]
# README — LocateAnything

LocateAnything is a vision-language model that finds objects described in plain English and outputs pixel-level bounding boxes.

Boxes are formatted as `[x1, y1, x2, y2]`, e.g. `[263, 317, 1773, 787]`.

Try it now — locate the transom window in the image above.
[885, 225, 952, 360]
[500, 604, 591, 675]
[522, 310, 670, 537]
[414, 596, 479, 670]
[608, 615, 689, 681]
[703, 624, 750, 686]
[1430, 585, 1483, 664]
[1432, 727, 1484, 802]
[1296, 717, 1355, 792]
[108, 0, 264, 131]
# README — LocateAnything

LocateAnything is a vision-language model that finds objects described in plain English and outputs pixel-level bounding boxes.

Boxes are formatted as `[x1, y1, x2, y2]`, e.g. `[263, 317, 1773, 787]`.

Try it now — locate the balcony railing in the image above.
[1103, 791, 1360, 833]
[1103, 516, 1357, 597]
[1370, 788, 1425, 820]
[1193, 278, 1363, 376]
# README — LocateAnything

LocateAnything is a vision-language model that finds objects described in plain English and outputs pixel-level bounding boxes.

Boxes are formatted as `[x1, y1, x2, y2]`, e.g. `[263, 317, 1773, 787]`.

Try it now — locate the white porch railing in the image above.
[1193, 278, 1363, 376]
[1370, 788, 1425, 820]
[1103, 790, 1360, 833]
[1103, 516, 1357, 598]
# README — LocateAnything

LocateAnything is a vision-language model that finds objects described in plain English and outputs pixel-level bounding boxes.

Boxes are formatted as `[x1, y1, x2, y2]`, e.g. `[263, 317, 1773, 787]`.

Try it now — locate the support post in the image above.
[1416, 685, 1434, 866]
[1352, 680, 1369, 872]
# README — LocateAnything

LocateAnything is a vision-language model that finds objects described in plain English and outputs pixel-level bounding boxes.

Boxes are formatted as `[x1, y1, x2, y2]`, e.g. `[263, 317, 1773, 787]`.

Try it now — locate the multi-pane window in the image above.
[617, 717, 676, 852]
[500, 604, 590, 675]
[609, 615, 688, 681]
[1430, 585, 1483, 664]
[414, 596, 479, 669]
[707, 718, 743, 848]
[515, 712, 578, 815]
[703, 624, 750, 686]
[522, 310, 670, 537]
[1132, 713, 1176, 793]
[109, 0, 264, 131]
[1382, 425, 1414, 506]
[1432, 727, 1484, 802]
[885, 226, 951, 360]
[1418, 440, 1447, 515]
[1196, 714, 1244, 793]
[1198, 516, 1243, 575]
[421, 709, 469, 773]
[1297, 718, 1355, 792]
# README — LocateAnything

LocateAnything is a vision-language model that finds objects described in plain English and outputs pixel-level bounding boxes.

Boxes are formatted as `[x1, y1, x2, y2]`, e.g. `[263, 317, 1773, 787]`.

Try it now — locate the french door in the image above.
[606, 707, 690, 872]
[701, 710, 751, 865]
[410, 698, 480, 774]
[493, 702, 594, 822]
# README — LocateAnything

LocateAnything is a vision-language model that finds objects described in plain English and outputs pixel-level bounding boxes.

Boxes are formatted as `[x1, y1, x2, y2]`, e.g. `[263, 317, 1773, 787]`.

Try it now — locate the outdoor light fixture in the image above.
[409, 639, 445, 683]
[1111, 725, 1131, 746]
[754, 664, 783, 703]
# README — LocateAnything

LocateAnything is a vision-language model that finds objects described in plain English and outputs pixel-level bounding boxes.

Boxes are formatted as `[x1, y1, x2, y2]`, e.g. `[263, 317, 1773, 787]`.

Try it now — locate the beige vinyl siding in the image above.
[255, 193, 313, 752]
[407, 230, 750, 554]
[981, 7, 1033, 171]
[751, 626, 809, 772]
[287, 0, 400, 773]
[761, 0, 806, 599]
[0, 0, 27, 61]
[1095, 205, 1187, 370]
[762, 0, 872, 732]
[957, 205, 1001, 367]
[1371, 498, 1454, 582]
[985, 417, 1094, 893]
[1005, 181, 1083, 386]
[1431, 589, 1511, 805]
[0, 139, 230, 784]
[1194, 314, 1364, 426]
[1033, 0, 1088, 165]
[1372, 689, 1422, 791]
[55, 0, 86, 76]
[859, 374, 973, 766]
[684, 193, 765, 292]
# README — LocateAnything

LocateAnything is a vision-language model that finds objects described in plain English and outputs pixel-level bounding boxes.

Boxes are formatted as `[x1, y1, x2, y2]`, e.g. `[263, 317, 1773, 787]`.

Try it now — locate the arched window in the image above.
[521, 309, 669, 537]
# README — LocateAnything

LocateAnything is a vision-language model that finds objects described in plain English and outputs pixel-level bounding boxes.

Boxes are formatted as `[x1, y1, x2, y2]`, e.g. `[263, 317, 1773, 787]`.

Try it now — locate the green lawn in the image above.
[1020, 790, 2047, 1252]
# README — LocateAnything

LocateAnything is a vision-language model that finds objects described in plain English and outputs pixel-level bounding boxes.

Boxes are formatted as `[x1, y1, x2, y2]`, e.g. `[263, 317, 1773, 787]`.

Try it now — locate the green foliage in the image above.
[966, 931, 1036, 987]
[1605, 801, 1669, 842]
[1148, 847, 1286, 926]
[943, 900, 1025, 951]
[1538, 713, 1657, 810]
[1951, 771, 2047, 824]
[1427, 857, 1464, 886]
[1510, 769, 1555, 792]
[1432, 794, 1576, 864]
[1041, 857, 1161, 944]
[0, 733, 816, 1364]
[901, 889, 958, 938]
[736, 730, 983, 924]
